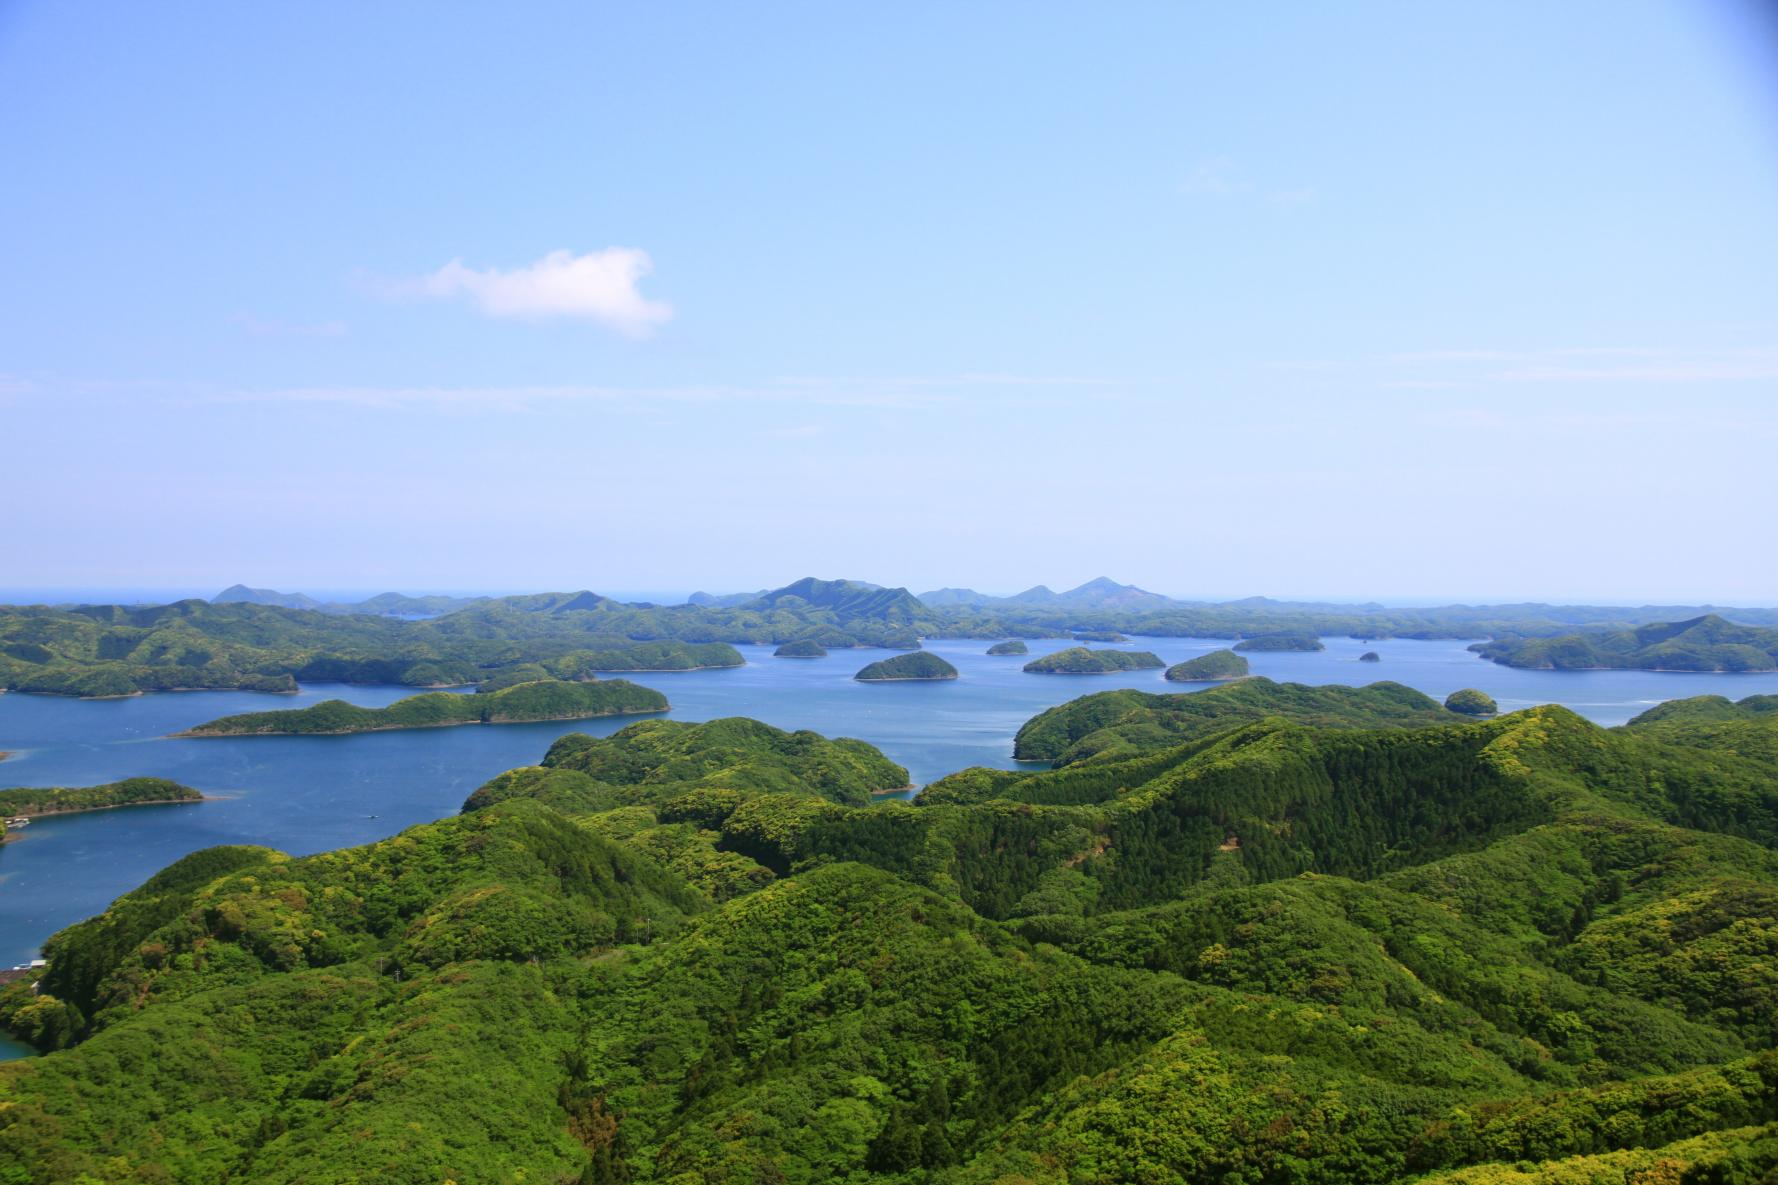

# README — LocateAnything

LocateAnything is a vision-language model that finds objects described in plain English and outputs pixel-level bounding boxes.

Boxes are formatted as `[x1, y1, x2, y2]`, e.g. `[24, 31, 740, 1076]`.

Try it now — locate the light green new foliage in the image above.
[7, 679, 1778, 1184]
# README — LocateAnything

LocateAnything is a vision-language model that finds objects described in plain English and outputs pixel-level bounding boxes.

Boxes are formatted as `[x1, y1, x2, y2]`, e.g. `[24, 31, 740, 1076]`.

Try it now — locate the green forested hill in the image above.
[1162, 647, 1249, 682]
[5, 685, 1778, 1183]
[178, 679, 668, 736]
[856, 652, 959, 681]
[1022, 647, 1164, 674]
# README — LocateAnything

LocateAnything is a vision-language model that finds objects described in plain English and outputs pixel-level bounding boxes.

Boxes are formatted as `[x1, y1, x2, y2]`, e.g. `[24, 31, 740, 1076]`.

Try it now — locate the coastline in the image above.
[2, 794, 216, 842]
[854, 675, 958, 683]
[172, 706, 670, 739]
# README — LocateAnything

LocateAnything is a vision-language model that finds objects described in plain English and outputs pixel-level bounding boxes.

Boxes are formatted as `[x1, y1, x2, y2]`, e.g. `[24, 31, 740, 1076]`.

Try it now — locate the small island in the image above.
[1233, 632, 1326, 653]
[573, 642, 747, 672]
[1359, 651, 1381, 663]
[1023, 647, 1165, 675]
[1164, 649, 1250, 682]
[1072, 630, 1129, 643]
[773, 640, 828, 658]
[854, 652, 959, 682]
[2, 778, 205, 841]
[177, 679, 668, 737]
[986, 640, 1029, 656]
[1444, 688, 1499, 716]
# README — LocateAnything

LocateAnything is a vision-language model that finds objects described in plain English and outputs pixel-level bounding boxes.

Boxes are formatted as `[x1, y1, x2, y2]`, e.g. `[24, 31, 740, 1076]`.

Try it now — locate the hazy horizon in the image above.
[3, 578, 1776, 612]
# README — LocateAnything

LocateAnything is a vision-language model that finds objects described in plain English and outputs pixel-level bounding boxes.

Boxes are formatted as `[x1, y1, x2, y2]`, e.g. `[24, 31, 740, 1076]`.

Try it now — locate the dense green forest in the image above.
[856, 653, 959, 681]
[10, 578, 1778, 697]
[178, 680, 668, 736]
[1475, 614, 1778, 672]
[774, 640, 828, 658]
[1233, 631, 1326, 652]
[984, 640, 1028, 656]
[1023, 647, 1165, 674]
[0, 778, 203, 841]
[6, 681, 1778, 1182]
[1163, 648, 1249, 682]
[1446, 688, 1500, 716]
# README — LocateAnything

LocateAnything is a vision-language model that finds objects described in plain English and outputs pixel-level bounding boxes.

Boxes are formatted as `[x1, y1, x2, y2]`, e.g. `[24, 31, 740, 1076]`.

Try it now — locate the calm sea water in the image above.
[6, 633, 1778, 1035]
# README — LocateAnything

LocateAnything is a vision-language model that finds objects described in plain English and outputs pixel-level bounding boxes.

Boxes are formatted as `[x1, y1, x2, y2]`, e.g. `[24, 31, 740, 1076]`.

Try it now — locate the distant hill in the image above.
[212, 585, 484, 618]
[918, 577, 1175, 612]
[748, 577, 925, 624]
[212, 584, 324, 611]
[1476, 613, 1778, 672]
[687, 590, 763, 608]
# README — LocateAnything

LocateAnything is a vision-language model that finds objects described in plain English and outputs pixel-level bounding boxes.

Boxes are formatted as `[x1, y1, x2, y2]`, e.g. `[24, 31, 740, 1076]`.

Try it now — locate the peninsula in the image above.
[1, 778, 205, 841]
[854, 652, 958, 681]
[176, 679, 667, 737]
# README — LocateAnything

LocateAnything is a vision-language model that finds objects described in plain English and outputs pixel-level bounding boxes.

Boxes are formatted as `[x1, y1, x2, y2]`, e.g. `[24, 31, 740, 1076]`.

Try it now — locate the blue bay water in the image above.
[6, 633, 1778, 995]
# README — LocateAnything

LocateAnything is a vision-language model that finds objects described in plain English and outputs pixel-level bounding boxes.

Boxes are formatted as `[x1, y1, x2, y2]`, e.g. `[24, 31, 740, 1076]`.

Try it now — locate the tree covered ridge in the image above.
[4, 685, 1778, 1183]
[178, 678, 667, 736]
[11, 576, 1778, 696]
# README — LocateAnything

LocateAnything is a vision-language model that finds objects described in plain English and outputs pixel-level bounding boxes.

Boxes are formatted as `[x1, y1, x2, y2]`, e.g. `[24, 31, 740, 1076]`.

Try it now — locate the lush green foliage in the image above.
[1012, 676, 1456, 762]
[1163, 647, 1249, 681]
[855, 652, 959, 681]
[984, 640, 1028, 656]
[773, 640, 828, 658]
[8, 684, 1778, 1183]
[0, 777, 201, 818]
[1448, 687, 1501, 715]
[1022, 647, 1164, 674]
[180, 679, 667, 735]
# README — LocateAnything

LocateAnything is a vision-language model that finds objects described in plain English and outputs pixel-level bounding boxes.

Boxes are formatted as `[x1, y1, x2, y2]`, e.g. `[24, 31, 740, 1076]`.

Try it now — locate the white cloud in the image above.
[408, 247, 673, 335]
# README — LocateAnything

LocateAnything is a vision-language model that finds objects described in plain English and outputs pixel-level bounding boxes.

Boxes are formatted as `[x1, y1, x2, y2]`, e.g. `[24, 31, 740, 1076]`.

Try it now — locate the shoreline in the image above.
[172, 706, 669, 739]
[2, 795, 216, 843]
[854, 676, 959, 683]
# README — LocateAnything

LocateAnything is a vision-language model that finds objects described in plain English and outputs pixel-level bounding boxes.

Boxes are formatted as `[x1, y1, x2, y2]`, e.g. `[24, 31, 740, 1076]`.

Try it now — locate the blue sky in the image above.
[3, 1, 1776, 602]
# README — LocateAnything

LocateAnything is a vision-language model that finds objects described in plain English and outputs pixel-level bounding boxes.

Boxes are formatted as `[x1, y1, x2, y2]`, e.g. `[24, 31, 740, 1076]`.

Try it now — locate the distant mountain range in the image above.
[917, 576, 1176, 611]
[212, 585, 488, 618]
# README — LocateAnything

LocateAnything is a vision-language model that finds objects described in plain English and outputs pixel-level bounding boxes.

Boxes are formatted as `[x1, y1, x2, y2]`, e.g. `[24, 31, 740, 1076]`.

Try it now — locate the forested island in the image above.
[854, 652, 959, 681]
[984, 640, 1028, 656]
[1232, 631, 1325, 652]
[1445, 688, 1499, 716]
[1162, 648, 1249, 682]
[0, 778, 204, 841]
[1022, 647, 1164, 674]
[773, 640, 828, 658]
[1475, 614, 1778, 672]
[177, 679, 667, 736]
[1359, 650, 1381, 662]
[7, 681, 1778, 1182]
[10, 578, 1778, 696]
